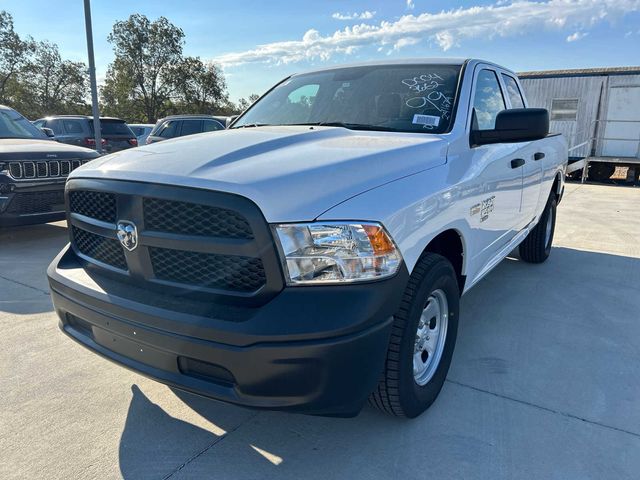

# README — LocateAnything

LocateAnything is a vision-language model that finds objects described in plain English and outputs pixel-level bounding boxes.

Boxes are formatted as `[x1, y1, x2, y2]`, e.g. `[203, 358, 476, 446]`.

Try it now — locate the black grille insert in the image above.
[6, 190, 65, 214]
[9, 163, 21, 178]
[69, 191, 117, 223]
[37, 162, 47, 177]
[144, 198, 253, 239]
[23, 162, 35, 178]
[72, 226, 127, 270]
[150, 247, 265, 292]
[49, 161, 60, 176]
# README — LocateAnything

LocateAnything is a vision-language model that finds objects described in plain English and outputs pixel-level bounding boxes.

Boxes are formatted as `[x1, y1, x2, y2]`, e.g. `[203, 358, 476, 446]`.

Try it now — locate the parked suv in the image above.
[146, 115, 226, 144]
[1, 105, 99, 226]
[48, 59, 567, 417]
[34, 116, 137, 152]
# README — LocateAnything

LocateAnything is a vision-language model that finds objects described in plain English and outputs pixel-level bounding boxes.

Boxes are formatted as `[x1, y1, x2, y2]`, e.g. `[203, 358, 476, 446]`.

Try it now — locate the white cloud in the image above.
[215, 0, 640, 67]
[393, 37, 421, 50]
[332, 11, 376, 21]
[407, 0, 415, 10]
[566, 31, 588, 41]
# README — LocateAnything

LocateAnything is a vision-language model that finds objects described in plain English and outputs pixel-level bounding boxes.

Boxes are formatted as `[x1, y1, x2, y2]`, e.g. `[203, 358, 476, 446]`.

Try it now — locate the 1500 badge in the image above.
[470, 195, 495, 222]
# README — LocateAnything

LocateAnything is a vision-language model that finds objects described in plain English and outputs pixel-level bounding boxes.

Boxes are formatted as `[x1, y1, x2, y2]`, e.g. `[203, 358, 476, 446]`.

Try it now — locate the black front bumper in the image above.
[48, 245, 408, 416]
[0, 178, 66, 226]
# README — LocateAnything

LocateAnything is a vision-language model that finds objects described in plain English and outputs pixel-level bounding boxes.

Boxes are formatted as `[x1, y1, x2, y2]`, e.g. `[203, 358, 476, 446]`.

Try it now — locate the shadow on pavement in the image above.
[114, 246, 640, 478]
[118, 385, 221, 479]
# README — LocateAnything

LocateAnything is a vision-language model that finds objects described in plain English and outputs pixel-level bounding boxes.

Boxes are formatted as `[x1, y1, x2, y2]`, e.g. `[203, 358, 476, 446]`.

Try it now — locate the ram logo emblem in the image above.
[116, 221, 138, 251]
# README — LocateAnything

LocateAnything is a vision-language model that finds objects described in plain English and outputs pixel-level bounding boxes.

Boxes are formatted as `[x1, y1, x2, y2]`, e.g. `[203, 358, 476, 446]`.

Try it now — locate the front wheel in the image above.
[369, 253, 460, 418]
[519, 193, 557, 263]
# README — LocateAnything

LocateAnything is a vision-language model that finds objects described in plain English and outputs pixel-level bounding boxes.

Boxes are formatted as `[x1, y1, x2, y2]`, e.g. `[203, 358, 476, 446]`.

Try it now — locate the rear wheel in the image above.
[519, 193, 557, 263]
[369, 253, 459, 418]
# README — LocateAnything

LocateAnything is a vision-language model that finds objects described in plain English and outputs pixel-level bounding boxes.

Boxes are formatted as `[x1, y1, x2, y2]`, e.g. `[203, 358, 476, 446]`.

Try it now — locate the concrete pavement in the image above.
[1, 182, 639, 479]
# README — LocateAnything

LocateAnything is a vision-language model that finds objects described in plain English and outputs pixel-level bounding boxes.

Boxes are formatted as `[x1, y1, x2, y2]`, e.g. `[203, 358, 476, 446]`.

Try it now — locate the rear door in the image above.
[500, 72, 543, 226]
[61, 119, 87, 147]
[179, 119, 203, 137]
[46, 119, 72, 145]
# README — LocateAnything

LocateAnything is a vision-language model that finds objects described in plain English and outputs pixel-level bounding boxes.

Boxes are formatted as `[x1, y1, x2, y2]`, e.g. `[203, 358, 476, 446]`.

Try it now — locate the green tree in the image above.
[19, 41, 89, 118]
[165, 57, 228, 114]
[100, 58, 145, 122]
[106, 14, 185, 122]
[0, 11, 35, 104]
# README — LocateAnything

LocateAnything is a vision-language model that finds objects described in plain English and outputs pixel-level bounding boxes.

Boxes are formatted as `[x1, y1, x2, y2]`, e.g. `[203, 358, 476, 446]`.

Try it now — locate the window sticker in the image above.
[412, 114, 440, 127]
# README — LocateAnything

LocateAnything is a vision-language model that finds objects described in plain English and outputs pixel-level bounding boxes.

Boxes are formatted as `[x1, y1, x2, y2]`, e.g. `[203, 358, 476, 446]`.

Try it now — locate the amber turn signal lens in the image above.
[363, 224, 396, 255]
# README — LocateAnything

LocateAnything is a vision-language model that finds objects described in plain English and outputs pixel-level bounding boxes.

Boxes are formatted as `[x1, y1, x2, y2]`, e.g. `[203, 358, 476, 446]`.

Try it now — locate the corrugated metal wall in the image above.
[520, 74, 640, 159]
[520, 76, 606, 158]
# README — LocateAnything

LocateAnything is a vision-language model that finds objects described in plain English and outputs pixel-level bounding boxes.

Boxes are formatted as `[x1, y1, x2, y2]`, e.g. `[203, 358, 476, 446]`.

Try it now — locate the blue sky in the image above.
[3, 0, 640, 102]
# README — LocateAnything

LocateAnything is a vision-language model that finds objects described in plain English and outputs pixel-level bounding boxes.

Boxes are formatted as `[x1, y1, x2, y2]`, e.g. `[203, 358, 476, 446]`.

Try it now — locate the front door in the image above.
[466, 68, 524, 275]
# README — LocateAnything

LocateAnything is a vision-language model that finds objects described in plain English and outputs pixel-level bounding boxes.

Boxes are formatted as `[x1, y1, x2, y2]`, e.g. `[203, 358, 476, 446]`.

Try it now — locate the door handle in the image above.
[534, 152, 545, 161]
[510, 158, 525, 169]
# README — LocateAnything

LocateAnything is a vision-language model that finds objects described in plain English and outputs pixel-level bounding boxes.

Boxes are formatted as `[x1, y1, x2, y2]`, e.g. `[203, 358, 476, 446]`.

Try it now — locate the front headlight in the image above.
[274, 222, 402, 285]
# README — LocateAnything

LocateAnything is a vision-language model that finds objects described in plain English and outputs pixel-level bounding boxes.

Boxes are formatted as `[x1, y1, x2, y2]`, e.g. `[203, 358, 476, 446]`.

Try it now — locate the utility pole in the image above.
[83, 0, 102, 154]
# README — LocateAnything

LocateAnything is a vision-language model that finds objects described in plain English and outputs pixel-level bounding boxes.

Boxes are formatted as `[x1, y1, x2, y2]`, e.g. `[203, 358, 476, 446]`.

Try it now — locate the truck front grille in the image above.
[149, 247, 265, 292]
[6, 190, 65, 214]
[144, 198, 254, 239]
[72, 226, 127, 270]
[69, 191, 117, 223]
[7, 159, 88, 180]
[66, 181, 282, 303]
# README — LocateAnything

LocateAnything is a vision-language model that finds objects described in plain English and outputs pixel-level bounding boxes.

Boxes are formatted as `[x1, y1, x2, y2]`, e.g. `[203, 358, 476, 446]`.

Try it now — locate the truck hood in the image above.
[70, 126, 447, 222]
[0, 138, 97, 157]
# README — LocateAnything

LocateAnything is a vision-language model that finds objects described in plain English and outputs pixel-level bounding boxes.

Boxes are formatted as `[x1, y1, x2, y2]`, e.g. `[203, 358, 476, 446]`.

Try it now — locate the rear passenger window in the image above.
[48, 119, 65, 135]
[63, 120, 84, 134]
[472, 70, 506, 130]
[158, 120, 179, 138]
[501, 74, 525, 109]
[203, 120, 223, 132]
[180, 120, 203, 137]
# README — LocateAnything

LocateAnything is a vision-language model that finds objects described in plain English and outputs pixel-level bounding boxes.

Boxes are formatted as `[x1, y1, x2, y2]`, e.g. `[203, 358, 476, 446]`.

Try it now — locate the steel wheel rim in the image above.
[413, 289, 449, 386]
[544, 209, 553, 248]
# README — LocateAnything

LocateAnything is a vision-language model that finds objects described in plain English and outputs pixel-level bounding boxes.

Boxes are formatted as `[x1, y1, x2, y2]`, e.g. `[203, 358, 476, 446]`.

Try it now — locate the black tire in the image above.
[519, 193, 557, 263]
[588, 163, 615, 182]
[369, 253, 460, 418]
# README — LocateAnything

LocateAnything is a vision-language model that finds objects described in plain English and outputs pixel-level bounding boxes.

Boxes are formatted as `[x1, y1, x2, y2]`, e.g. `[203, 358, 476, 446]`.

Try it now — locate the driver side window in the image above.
[472, 70, 506, 130]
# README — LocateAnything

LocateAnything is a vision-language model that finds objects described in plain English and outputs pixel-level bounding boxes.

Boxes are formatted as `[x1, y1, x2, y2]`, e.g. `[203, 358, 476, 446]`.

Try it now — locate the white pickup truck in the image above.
[48, 58, 567, 418]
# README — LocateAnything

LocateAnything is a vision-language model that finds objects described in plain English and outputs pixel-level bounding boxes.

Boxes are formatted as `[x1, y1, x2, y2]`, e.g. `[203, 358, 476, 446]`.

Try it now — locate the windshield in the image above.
[233, 64, 461, 134]
[0, 108, 48, 140]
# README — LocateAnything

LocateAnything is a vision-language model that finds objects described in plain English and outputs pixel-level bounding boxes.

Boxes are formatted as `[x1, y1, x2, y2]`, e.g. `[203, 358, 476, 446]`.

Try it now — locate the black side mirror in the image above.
[471, 108, 549, 146]
[41, 127, 55, 138]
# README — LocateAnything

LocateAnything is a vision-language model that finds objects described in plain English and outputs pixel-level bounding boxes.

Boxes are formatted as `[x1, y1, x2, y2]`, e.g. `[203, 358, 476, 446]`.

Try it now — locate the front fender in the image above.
[316, 165, 473, 277]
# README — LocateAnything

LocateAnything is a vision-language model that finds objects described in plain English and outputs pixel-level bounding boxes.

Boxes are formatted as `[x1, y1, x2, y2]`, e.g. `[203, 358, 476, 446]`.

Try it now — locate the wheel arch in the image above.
[417, 228, 467, 293]
[551, 170, 563, 198]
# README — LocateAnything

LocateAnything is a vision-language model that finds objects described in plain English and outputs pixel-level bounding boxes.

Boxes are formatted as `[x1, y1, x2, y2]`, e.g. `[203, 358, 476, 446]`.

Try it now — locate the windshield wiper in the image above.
[294, 122, 400, 132]
[231, 123, 273, 129]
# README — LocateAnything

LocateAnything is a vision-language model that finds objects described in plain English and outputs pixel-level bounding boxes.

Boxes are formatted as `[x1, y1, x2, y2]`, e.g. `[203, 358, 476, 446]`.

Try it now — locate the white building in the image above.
[519, 66, 640, 181]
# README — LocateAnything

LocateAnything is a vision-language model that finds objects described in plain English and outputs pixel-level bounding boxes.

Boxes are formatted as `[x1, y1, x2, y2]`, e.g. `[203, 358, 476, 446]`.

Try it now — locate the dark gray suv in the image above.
[34, 116, 138, 152]
[1, 106, 99, 226]
[146, 114, 227, 144]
